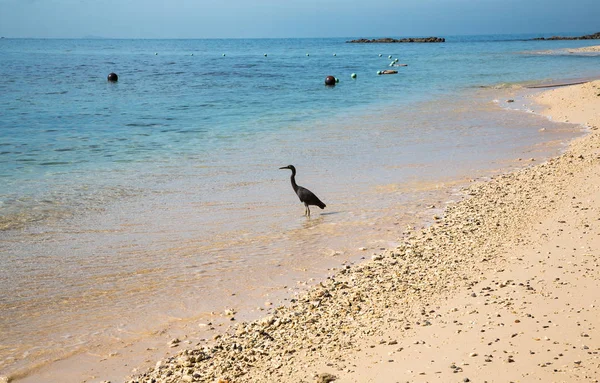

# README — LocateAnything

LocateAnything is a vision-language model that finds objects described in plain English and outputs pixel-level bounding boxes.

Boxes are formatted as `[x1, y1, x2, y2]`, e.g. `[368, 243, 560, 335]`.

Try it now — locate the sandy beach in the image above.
[115, 80, 600, 383]
[567, 45, 600, 53]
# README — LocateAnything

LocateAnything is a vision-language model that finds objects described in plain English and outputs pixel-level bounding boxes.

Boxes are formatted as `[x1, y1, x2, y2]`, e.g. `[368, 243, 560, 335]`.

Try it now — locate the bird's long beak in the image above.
[279, 166, 289, 170]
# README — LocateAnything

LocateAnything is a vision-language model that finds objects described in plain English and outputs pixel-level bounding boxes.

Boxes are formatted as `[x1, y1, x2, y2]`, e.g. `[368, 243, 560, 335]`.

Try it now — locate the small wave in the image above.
[39, 161, 71, 166]
[234, 63, 258, 69]
[475, 82, 524, 90]
[167, 105, 190, 111]
[125, 123, 161, 127]
[176, 129, 208, 134]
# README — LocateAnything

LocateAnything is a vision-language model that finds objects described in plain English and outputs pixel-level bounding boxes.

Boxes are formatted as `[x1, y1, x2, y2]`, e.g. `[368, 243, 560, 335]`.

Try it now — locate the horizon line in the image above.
[1, 30, 597, 40]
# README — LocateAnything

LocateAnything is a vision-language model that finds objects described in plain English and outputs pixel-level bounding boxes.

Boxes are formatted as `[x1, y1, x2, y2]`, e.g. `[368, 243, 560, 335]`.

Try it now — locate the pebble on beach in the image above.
[315, 372, 337, 383]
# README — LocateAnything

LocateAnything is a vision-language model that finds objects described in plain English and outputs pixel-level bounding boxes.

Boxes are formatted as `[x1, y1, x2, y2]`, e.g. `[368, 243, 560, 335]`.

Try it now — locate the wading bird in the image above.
[279, 165, 326, 217]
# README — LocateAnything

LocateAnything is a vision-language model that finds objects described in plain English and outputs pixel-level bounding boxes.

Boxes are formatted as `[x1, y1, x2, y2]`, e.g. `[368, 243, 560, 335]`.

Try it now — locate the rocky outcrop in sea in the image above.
[347, 37, 445, 43]
[530, 32, 600, 40]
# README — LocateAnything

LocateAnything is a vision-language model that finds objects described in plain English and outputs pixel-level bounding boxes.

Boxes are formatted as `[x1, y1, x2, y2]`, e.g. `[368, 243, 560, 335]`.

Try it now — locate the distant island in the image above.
[347, 37, 445, 43]
[531, 32, 600, 41]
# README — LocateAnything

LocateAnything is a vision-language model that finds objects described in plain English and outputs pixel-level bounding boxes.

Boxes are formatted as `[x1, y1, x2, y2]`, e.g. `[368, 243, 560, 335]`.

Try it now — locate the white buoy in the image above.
[379, 54, 382, 57]
[351, 73, 357, 78]
[306, 53, 310, 56]
[388, 55, 392, 59]
[333, 53, 336, 56]
[264, 53, 267, 57]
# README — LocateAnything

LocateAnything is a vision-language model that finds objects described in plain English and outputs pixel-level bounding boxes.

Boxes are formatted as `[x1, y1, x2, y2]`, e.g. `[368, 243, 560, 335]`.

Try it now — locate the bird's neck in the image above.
[290, 172, 299, 192]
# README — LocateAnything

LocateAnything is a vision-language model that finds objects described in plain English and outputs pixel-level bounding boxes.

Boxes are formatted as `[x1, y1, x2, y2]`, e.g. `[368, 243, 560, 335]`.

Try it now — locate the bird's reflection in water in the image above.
[302, 215, 324, 229]
[302, 211, 341, 230]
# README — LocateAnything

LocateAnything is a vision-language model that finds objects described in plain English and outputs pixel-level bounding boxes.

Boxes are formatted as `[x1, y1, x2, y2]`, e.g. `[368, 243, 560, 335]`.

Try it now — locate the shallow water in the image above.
[0, 35, 598, 380]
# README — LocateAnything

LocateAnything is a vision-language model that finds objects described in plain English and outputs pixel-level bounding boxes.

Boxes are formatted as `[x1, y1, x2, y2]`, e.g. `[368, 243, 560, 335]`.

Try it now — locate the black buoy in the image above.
[107, 73, 118, 82]
[324, 75, 336, 86]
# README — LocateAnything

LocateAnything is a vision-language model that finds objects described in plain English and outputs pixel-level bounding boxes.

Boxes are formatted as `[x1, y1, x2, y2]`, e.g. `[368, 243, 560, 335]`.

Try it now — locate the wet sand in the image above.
[117, 80, 600, 383]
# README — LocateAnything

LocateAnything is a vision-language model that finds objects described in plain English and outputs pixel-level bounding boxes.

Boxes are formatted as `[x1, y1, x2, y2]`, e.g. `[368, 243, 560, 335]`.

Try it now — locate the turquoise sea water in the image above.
[1, 34, 599, 381]
[1, 35, 599, 228]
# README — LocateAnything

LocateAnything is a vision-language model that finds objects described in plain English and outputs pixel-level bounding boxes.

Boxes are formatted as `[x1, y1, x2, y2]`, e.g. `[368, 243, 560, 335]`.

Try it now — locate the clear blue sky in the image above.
[0, 0, 598, 38]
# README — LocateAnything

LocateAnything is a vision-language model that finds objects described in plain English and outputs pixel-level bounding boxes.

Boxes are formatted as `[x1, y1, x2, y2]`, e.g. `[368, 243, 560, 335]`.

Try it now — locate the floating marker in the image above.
[377, 70, 382, 75]
[324, 75, 336, 86]
[223, 53, 226, 56]
[155, 52, 158, 55]
[333, 53, 336, 56]
[107, 72, 118, 82]
[191, 53, 194, 56]
[388, 55, 392, 59]
[394, 58, 399, 62]
[264, 53, 268, 57]
[351, 73, 357, 79]
[335, 77, 339, 83]
[306, 53, 310, 56]
[379, 54, 382, 57]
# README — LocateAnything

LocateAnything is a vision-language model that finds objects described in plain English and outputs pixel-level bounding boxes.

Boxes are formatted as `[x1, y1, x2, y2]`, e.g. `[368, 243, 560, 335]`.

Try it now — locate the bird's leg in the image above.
[307, 205, 311, 218]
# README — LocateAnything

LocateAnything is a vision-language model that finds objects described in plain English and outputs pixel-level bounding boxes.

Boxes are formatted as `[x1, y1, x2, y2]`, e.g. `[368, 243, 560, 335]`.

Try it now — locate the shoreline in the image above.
[4, 79, 597, 383]
[117, 81, 600, 383]
[567, 44, 600, 53]
[4, 81, 583, 383]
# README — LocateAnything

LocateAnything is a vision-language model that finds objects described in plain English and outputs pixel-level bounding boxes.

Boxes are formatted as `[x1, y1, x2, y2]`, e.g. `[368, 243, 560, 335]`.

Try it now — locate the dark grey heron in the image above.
[279, 165, 326, 217]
